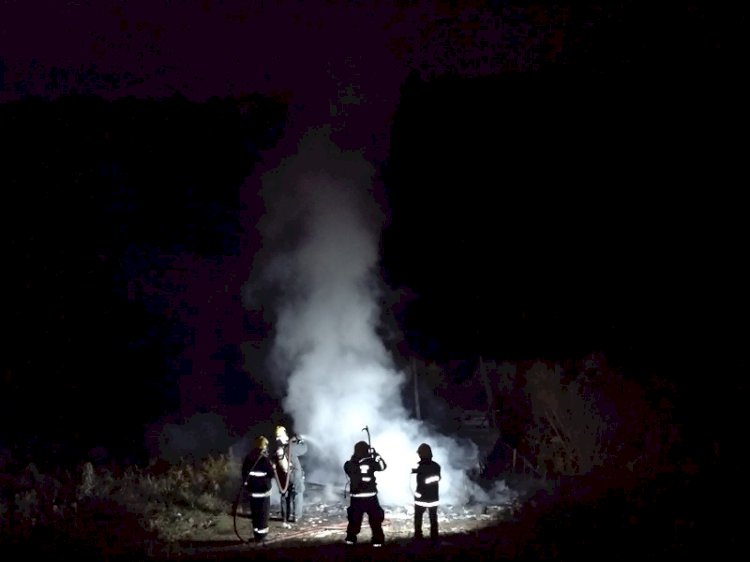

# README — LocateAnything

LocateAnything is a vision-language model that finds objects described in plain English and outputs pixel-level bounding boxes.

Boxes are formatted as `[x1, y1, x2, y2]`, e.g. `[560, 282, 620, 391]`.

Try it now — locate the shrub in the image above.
[0, 453, 234, 553]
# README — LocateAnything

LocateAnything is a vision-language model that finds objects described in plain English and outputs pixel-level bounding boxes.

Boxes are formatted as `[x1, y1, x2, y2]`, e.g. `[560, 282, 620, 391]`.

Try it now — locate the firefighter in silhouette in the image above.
[272, 425, 308, 524]
[344, 440, 387, 547]
[411, 442, 442, 543]
[241, 436, 275, 543]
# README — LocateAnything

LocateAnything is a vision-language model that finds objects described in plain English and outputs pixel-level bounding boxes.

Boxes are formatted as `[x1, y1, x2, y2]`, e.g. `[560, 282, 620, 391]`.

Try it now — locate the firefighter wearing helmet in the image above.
[411, 442, 441, 543]
[343, 440, 387, 547]
[272, 425, 308, 525]
[240, 435, 275, 543]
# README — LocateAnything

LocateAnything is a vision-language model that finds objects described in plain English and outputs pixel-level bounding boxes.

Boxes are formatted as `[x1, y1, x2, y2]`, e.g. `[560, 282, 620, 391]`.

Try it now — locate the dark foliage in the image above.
[0, 93, 288, 464]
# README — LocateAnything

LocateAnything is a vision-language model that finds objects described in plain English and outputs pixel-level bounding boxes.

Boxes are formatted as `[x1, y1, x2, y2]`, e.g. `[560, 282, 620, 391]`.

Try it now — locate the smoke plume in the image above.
[244, 126, 489, 506]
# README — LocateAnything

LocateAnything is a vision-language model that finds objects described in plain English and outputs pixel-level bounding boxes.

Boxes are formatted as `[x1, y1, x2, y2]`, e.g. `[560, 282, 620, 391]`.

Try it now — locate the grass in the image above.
[0, 453, 241, 558]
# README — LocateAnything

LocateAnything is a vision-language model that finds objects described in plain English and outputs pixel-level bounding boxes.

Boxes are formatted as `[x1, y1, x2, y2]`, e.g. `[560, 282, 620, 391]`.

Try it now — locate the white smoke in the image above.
[245, 126, 488, 506]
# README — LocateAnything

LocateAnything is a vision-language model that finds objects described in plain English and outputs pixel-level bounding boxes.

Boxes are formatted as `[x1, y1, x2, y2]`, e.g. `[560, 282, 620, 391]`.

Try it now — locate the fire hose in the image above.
[234, 443, 296, 542]
[273, 439, 293, 495]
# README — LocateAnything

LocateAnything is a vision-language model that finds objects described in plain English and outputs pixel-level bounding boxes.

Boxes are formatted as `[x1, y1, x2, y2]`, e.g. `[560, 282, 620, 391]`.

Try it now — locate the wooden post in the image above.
[478, 356, 497, 432]
[413, 357, 421, 420]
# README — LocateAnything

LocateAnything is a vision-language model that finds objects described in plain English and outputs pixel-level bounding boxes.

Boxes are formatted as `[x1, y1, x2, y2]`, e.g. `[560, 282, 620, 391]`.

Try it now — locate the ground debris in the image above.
[170, 481, 518, 555]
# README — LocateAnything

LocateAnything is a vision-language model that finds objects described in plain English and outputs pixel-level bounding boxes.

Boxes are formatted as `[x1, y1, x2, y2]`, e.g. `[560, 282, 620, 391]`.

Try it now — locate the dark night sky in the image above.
[382, 68, 739, 372]
[0, 2, 744, 463]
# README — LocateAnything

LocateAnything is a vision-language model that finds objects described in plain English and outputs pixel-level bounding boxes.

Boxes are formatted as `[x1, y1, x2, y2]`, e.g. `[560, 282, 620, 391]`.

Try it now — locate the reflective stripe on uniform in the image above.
[425, 475, 439, 484]
[252, 490, 272, 497]
[254, 527, 269, 534]
[351, 492, 376, 497]
[415, 499, 439, 507]
[249, 471, 268, 477]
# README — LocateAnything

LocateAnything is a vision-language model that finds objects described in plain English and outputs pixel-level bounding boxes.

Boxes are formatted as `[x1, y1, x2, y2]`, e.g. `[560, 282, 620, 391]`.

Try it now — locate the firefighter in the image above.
[241, 436, 275, 543]
[344, 440, 387, 547]
[411, 442, 441, 543]
[273, 425, 308, 525]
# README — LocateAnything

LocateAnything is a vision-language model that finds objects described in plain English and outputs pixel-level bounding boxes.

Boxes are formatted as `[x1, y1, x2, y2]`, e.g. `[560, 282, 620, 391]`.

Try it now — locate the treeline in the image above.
[0, 93, 288, 466]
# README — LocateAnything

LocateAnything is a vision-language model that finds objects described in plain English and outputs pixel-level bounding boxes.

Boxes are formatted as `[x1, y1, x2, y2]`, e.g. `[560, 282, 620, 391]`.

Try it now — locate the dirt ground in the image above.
[4, 473, 718, 561]
[168, 483, 519, 559]
[151, 472, 725, 561]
